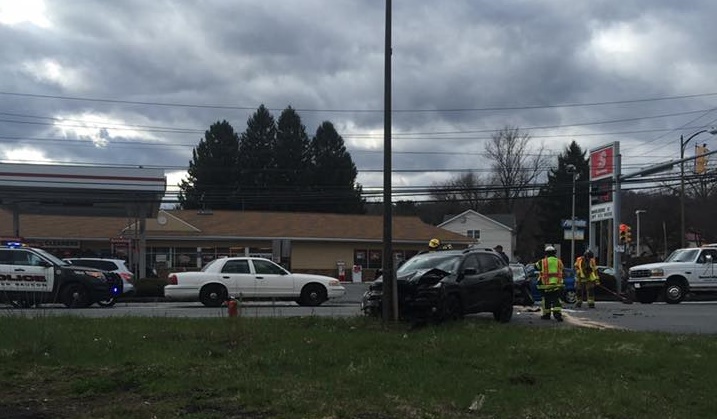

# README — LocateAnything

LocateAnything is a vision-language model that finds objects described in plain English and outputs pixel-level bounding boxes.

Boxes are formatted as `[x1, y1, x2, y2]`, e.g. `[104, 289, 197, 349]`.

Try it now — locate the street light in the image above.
[635, 210, 646, 256]
[680, 128, 717, 247]
[566, 164, 578, 263]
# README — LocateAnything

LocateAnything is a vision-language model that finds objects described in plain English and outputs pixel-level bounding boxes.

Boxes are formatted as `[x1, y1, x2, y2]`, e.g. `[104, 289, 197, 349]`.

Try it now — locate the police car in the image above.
[0, 242, 122, 308]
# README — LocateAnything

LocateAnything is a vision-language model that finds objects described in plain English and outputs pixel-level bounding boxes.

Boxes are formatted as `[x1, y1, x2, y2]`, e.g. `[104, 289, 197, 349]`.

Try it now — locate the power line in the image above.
[3, 90, 717, 113]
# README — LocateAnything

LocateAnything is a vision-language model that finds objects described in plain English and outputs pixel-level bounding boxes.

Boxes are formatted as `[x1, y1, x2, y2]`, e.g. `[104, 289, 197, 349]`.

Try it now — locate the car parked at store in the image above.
[361, 247, 515, 323]
[63, 258, 135, 306]
[164, 256, 346, 307]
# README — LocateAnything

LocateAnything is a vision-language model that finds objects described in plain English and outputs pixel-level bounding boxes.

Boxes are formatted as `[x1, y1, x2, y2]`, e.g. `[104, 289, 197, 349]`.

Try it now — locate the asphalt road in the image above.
[2, 283, 716, 334]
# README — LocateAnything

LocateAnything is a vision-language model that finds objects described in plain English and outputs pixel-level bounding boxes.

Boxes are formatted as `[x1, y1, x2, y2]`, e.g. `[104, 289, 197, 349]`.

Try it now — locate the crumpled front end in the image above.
[361, 269, 452, 320]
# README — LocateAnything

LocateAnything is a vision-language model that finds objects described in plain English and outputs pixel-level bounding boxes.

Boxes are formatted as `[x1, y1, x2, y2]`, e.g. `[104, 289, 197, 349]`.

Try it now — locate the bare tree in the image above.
[485, 126, 547, 212]
[430, 172, 491, 211]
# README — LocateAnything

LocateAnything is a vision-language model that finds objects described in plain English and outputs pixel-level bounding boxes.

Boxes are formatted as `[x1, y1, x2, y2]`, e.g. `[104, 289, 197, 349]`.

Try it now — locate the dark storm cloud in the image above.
[2, 0, 717, 191]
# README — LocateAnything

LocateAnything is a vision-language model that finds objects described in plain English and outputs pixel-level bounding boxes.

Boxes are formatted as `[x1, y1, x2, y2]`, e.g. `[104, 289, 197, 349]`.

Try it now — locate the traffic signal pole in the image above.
[613, 153, 622, 295]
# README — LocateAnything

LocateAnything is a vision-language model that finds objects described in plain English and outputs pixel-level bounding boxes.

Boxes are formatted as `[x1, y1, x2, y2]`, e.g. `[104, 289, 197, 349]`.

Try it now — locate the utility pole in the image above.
[635, 210, 646, 257]
[381, 0, 397, 321]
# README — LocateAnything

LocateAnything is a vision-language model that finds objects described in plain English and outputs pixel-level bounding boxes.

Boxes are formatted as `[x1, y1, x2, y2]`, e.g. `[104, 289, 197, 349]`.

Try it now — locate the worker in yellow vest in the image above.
[574, 249, 599, 308]
[535, 245, 565, 321]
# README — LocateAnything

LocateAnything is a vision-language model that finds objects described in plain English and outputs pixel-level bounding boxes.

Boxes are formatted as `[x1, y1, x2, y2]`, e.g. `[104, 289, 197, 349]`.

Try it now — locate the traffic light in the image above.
[625, 225, 632, 243]
[619, 223, 628, 243]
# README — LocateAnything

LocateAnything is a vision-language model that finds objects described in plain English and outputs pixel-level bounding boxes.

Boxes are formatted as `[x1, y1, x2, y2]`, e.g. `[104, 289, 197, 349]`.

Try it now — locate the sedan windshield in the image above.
[665, 249, 699, 263]
[396, 253, 462, 276]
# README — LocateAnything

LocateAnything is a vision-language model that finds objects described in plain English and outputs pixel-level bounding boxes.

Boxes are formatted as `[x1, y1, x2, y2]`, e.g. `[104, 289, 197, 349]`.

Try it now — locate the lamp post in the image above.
[635, 210, 646, 256]
[680, 128, 717, 248]
[566, 164, 578, 263]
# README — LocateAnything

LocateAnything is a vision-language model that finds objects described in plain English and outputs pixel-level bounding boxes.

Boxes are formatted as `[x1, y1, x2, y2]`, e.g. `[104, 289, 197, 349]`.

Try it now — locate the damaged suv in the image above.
[361, 247, 514, 322]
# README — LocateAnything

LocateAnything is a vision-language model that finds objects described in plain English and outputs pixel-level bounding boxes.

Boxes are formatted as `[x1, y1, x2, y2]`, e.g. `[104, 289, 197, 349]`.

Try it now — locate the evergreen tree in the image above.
[310, 121, 365, 213]
[178, 120, 239, 210]
[236, 105, 277, 210]
[535, 141, 590, 262]
[274, 106, 311, 211]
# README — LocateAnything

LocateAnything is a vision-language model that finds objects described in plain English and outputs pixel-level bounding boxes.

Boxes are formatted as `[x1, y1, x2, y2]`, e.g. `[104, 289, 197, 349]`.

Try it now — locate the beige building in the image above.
[0, 209, 475, 280]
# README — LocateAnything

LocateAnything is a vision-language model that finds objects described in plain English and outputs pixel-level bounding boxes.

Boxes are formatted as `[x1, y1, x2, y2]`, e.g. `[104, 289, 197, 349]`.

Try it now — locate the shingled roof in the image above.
[0, 209, 474, 244]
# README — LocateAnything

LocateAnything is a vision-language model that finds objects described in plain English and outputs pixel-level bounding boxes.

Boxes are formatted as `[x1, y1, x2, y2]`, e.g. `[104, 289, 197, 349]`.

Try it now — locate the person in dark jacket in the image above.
[494, 245, 510, 264]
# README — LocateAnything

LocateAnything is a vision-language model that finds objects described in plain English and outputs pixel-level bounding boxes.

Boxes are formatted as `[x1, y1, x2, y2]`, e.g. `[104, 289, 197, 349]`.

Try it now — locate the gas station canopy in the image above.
[0, 162, 166, 218]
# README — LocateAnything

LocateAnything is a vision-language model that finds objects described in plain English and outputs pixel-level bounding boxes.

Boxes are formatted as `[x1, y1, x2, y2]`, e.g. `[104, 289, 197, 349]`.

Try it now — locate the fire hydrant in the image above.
[227, 297, 239, 318]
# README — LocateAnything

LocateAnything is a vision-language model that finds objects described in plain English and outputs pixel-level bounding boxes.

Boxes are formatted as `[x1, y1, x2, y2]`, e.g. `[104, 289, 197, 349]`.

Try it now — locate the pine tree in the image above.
[178, 120, 239, 209]
[310, 121, 364, 213]
[536, 141, 590, 259]
[236, 105, 277, 210]
[274, 107, 312, 211]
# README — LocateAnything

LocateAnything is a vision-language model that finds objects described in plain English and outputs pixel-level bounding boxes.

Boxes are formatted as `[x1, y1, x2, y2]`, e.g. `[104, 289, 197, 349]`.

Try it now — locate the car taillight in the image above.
[120, 272, 134, 283]
[168, 274, 178, 285]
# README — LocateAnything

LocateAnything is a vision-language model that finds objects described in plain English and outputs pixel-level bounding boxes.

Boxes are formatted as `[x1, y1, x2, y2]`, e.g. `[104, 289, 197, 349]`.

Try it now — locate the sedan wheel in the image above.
[299, 284, 327, 307]
[562, 289, 577, 305]
[200, 284, 228, 307]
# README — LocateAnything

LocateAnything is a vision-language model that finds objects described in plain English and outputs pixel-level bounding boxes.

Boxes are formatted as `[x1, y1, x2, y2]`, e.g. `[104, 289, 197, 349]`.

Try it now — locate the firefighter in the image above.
[574, 249, 599, 308]
[535, 245, 565, 321]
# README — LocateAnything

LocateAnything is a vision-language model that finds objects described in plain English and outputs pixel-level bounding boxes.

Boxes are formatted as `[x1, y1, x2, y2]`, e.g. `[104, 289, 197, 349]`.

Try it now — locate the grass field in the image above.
[0, 314, 715, 418]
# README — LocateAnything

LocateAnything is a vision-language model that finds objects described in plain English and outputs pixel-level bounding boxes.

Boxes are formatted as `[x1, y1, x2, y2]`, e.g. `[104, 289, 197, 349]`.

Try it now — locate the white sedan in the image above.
[164, 257, 346, 307]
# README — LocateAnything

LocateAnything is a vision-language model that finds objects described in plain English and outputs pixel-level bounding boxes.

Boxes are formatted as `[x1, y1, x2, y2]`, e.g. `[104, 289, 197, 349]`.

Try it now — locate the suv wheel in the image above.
[493, 290, 513, 323]
[440, 294, 463, 322]
[61, 283, 90, 308]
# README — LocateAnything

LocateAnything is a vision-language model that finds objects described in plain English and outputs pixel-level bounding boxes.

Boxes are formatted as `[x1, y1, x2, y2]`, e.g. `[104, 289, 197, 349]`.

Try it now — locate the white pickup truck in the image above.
[628, 246, 717, 304]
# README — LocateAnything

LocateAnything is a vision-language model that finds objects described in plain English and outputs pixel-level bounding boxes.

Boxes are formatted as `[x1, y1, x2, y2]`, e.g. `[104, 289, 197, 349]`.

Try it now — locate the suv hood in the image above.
[373, 268, 451, 286]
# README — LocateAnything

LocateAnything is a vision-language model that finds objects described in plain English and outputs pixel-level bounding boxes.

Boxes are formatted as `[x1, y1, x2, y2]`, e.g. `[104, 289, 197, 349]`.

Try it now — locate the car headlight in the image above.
[328, 279, 340, 286]
[81, 270, 106, 280]
[650, 268, 664, 277]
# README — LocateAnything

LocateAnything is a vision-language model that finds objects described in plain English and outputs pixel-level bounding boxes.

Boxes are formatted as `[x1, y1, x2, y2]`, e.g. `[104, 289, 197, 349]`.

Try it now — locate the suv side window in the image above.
[462, 254, 480, 273]
[477, 253, 500, 273]
[0, 250, 12, 264]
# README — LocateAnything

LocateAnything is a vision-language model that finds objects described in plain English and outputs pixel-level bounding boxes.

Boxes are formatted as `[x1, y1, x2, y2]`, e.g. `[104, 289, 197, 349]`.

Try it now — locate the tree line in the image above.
[178, 105, 364, 213]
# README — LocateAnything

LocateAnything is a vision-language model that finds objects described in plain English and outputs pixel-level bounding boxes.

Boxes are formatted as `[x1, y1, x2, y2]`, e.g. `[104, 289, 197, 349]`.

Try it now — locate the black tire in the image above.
[96, 298, 117, 307]
[298, 284, 327, 307]
[562, 289, 577, 305]
[440, 294, 463, 322]
[664, 281, 686, 304]
[635, 288, 658, 304]
[61, 283, 90, 308]
[493, 291, 514, 323]
[199, 284, 228, 307]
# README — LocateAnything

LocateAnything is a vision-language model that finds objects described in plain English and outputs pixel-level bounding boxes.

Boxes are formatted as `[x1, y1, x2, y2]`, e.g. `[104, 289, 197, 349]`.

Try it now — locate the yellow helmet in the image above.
[429, 238, 441, 249]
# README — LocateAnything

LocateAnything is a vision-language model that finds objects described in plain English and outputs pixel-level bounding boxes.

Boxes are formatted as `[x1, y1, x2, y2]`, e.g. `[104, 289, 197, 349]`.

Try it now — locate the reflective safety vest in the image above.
[536, 256, 564, 290]
[575, 256, 598, 281]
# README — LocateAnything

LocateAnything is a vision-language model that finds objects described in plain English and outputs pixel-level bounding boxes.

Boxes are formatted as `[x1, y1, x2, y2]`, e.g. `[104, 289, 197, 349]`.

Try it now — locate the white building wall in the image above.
[439, 211, 514, 261]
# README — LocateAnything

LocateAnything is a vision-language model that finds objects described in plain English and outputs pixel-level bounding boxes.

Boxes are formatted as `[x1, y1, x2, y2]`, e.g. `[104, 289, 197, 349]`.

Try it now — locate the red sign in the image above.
[590, 145, 615, 180]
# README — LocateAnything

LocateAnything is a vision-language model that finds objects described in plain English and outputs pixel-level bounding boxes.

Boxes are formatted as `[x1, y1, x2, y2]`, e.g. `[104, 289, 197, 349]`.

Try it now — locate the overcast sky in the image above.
[2, 0, 717, 203]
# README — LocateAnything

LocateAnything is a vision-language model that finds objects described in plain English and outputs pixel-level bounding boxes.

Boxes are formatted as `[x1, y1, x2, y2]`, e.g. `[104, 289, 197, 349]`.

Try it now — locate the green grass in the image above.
[0, 315, 715, 418]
